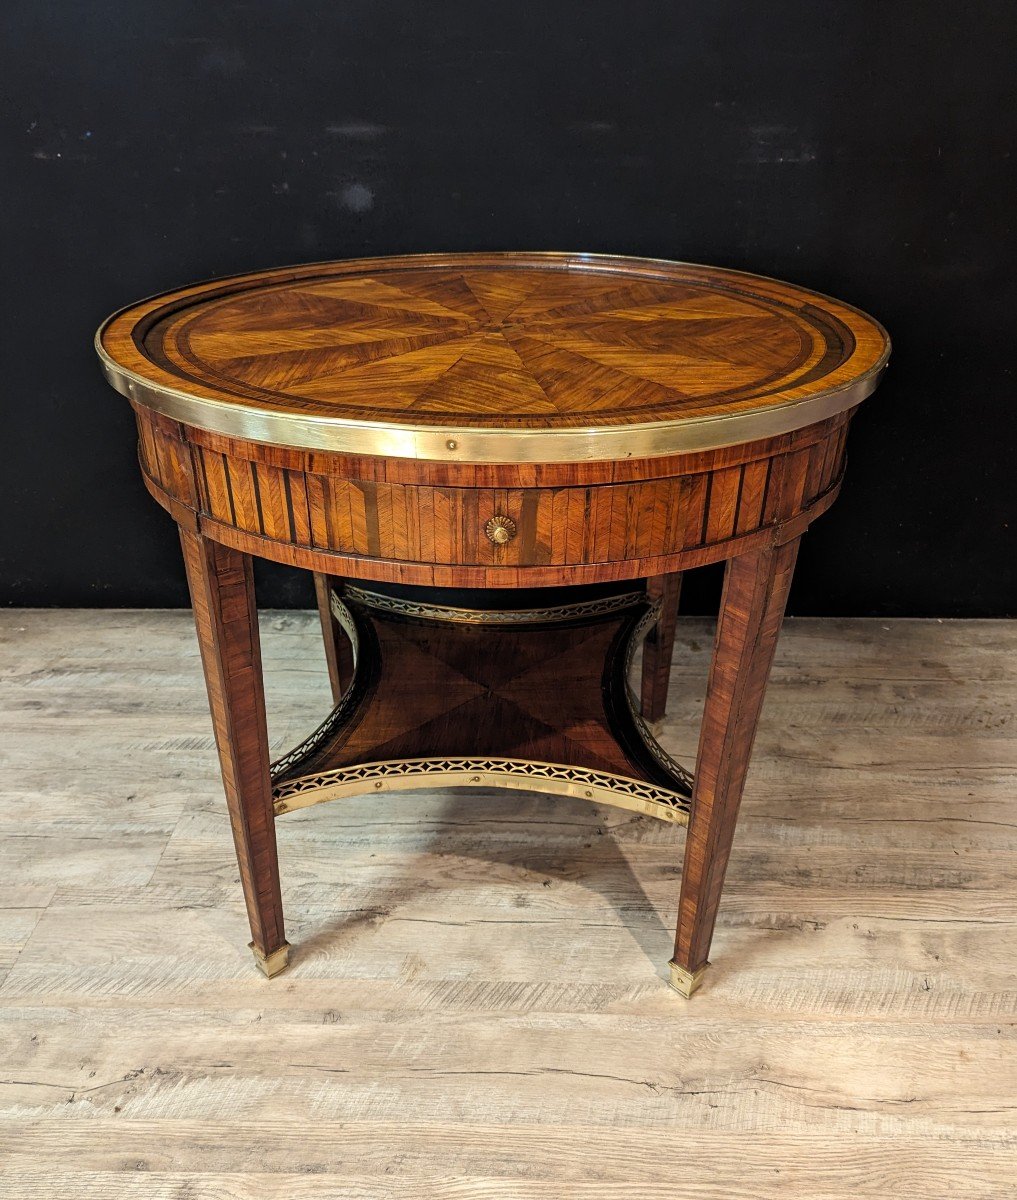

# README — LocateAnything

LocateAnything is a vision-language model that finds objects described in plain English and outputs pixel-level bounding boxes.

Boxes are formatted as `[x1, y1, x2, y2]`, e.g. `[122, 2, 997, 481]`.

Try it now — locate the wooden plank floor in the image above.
[0, 609, 1015, 1198]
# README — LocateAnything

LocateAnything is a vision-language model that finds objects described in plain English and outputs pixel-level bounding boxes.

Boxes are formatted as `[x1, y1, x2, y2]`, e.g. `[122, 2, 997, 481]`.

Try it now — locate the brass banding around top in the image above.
[97, 351, 885, 463]
[95, 251, 890, 464]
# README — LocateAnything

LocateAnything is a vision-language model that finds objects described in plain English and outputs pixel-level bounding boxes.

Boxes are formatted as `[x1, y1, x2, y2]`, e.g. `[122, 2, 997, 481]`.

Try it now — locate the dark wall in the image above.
[3, 1, 1014, 614]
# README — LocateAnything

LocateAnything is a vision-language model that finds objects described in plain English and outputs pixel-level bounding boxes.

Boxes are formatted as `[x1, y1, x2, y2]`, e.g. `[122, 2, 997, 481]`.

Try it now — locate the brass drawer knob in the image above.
[485, 515, 517, 545]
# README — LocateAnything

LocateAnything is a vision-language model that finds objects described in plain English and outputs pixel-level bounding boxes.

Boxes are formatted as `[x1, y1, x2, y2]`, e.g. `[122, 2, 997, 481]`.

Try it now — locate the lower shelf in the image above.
[271, 582, 694, 825]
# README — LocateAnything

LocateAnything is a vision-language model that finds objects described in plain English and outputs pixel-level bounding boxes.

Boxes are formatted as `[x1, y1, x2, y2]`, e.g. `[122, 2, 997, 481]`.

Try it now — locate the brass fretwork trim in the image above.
[340, 584, 645, 626]
[272, 757, 692, 824]
[626, 600, 695, 792]
[330, 594, 360, 668]
[270, 594, 361, 778]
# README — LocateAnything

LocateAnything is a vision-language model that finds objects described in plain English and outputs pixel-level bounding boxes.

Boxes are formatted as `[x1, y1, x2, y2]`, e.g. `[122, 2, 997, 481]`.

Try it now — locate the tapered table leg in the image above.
[179, 529, 289, 977]
[313, 571, 355, 704]
[641, 572, 683, 721]
[670, 537, 800, 997]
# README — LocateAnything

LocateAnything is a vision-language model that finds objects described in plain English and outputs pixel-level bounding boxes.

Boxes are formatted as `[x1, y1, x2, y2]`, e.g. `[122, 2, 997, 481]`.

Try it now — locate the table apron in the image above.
[135, 407, 850, 584]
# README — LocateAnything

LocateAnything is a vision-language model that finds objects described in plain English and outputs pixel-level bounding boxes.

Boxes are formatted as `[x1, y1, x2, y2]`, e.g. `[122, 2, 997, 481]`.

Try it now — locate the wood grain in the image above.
[99, 257, 889, 1026]
[641, 572, 683, 721]
[273, 584, 691, 810]
[99, 253, 888, 436]
[312, 571, 353, 703]
[135, 405, 849, 586]
[675, 538, 800, 978]
[1, 609, 1014, 1198]
[178, 529, 287, 963]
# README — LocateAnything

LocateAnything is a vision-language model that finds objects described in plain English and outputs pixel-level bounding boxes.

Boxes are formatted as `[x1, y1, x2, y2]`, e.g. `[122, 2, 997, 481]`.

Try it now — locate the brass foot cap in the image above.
[250, 941, 291, 978]
[668, 960, 708, 998]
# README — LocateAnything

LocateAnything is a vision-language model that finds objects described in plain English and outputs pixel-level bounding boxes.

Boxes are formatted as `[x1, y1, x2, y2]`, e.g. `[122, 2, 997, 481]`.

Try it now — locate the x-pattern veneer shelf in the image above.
[271, 584, 694, 824]
[97, 252, 890, 998]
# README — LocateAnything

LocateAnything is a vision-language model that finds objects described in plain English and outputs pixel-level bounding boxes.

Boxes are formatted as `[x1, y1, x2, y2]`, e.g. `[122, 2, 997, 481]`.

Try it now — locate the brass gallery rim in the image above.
[340, 584, 647, 625]
[96, 251, 890, 464]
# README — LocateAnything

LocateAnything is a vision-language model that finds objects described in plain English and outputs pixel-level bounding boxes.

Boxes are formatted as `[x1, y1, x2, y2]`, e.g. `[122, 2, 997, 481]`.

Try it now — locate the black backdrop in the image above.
[3, 1, 1014, 615]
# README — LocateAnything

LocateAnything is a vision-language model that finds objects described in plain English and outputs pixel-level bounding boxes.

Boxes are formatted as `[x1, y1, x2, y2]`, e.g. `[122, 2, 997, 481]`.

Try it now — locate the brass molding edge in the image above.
[270, 591, 362, 779]
[272, 757, 692, 825]
[97, 251, 889, 462]
[668, 960, 708, 998]
[341, 584, 646, 625]
[625, 599, 695, 793]
[250, 941, 291, 978]
[97, 345, 887, 467]
[327, 592, 360, 668]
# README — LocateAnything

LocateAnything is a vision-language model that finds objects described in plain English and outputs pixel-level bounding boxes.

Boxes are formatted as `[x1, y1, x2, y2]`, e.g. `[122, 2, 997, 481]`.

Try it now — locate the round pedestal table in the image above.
[96, 252, 889, 997]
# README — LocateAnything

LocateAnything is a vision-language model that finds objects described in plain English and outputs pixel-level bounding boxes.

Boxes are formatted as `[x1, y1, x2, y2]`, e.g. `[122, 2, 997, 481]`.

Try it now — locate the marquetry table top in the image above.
[97, 252, 889, 463]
